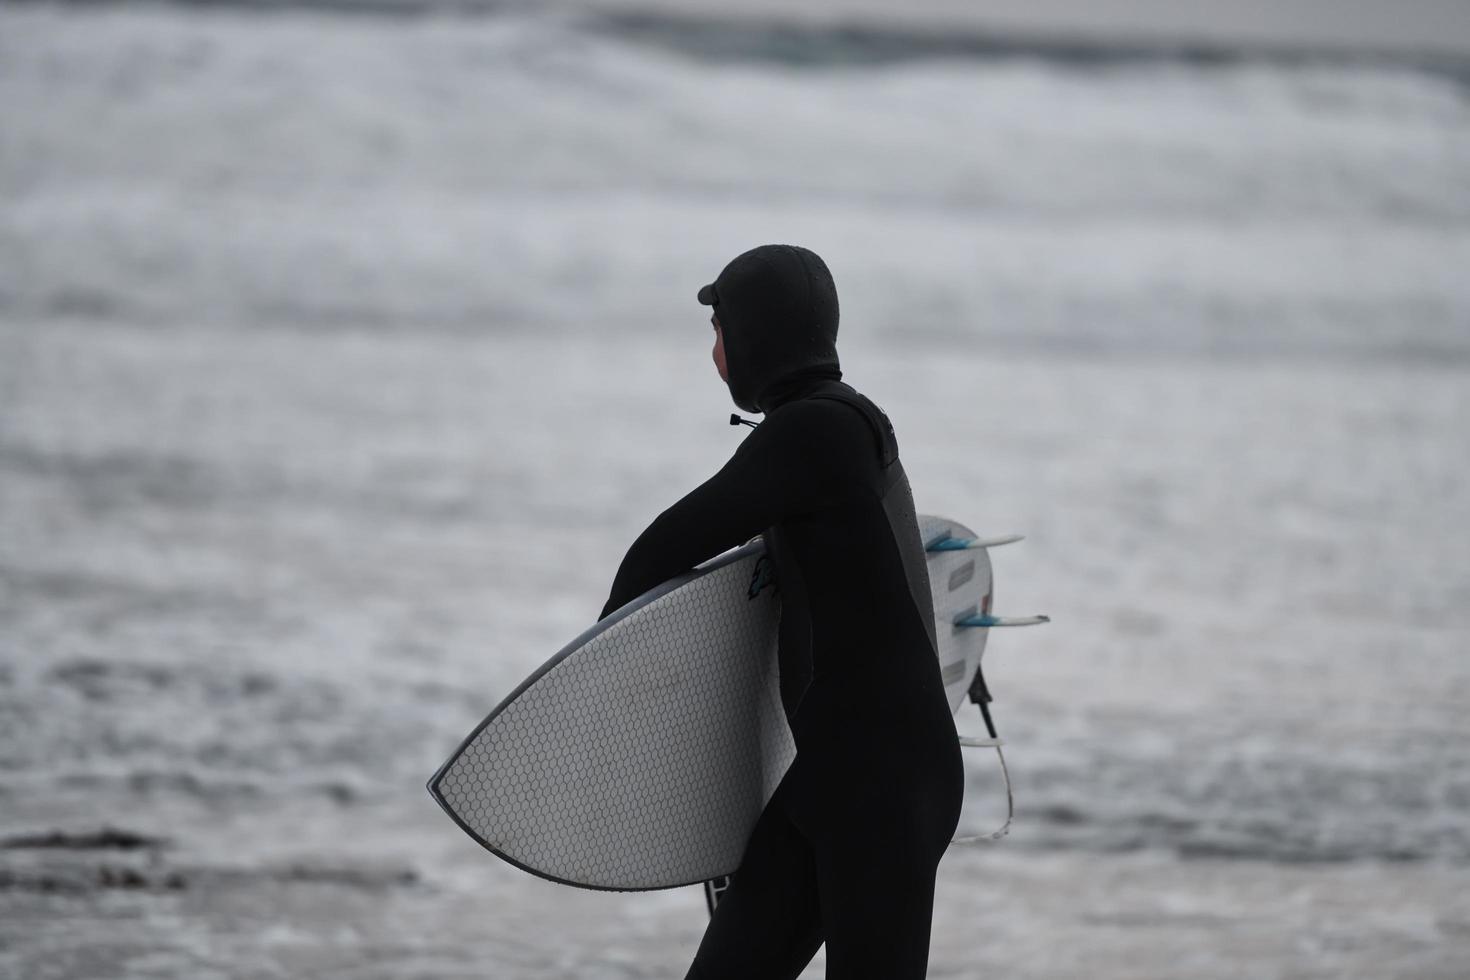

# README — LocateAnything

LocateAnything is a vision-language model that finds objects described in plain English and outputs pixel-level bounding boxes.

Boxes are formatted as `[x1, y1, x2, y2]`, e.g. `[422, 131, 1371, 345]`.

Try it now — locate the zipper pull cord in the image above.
[729, 414, 760, 429]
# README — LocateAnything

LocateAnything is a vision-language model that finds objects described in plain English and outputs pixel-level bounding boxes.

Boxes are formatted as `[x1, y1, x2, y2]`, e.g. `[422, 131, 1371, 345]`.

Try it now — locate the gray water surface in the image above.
[3, 4, 1469, 977]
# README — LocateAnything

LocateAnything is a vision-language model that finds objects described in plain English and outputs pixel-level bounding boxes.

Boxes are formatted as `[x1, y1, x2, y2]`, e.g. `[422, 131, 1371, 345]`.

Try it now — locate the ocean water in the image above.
[2, 4, 1469, 978]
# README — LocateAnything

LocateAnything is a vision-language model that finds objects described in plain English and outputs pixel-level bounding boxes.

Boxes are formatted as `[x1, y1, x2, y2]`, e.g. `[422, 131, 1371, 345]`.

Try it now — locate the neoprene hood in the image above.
[697, 244, 841, 414]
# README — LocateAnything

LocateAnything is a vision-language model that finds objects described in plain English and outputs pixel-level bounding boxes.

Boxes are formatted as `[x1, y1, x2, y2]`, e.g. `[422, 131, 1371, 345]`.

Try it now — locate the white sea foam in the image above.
[2, 5, 1467, 357]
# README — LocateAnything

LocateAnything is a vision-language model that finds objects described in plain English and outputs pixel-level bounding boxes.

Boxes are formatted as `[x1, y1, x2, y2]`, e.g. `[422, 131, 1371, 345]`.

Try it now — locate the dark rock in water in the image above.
[270, 863, 420, 889]
[321, 781, 359, 805]
[0, 826, 170, 850]
[97, 865, 150, 888]
[0, 857, 188, 893]
[0, 868, 92, 893]
[90, 864, 186, 889]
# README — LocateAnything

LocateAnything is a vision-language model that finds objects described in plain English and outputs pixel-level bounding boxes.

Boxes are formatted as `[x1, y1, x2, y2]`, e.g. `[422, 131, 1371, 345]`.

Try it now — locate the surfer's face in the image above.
[711, 314, 728, 383]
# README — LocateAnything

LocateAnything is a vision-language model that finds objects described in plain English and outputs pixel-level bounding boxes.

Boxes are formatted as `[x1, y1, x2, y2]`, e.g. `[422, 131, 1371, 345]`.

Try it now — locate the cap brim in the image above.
[697, 283, 718, 306]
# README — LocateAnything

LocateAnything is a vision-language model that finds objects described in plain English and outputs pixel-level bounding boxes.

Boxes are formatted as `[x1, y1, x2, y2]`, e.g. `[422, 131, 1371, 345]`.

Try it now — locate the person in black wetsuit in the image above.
[599, 244, 964, 980]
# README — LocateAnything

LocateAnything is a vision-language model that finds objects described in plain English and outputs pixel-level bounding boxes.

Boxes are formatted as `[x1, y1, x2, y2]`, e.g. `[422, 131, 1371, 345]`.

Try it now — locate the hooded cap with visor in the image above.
[698, 244, 841, 414]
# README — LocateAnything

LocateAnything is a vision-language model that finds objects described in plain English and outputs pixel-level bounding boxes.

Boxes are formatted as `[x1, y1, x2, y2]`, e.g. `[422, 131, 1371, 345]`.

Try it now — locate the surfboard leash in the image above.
[952, 664, 1015, 844]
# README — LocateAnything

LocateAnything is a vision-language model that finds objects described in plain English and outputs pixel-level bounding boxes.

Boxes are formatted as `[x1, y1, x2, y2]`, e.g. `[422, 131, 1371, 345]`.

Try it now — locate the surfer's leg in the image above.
[684, 793, 824, 980]
[813, 839, 943, 980]
[803, 748, 962, 979]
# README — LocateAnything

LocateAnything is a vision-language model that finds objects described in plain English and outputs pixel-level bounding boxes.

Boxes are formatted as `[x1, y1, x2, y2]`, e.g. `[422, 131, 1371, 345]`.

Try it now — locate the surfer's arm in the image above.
[599, 401, 858, 620]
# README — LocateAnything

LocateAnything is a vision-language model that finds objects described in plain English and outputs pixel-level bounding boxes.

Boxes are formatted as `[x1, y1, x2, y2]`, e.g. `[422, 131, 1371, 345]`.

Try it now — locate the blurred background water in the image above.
[2, 2, 1469, 977]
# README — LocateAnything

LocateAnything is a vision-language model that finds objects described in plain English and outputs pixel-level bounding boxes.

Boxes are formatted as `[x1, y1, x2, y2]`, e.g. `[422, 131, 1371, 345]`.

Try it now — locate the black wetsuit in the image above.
[599, 369, 964, 979]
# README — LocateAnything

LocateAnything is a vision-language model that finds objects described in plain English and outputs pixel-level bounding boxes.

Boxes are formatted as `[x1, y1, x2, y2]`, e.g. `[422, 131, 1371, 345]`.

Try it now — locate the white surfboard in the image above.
[427, 514, 1000, 891]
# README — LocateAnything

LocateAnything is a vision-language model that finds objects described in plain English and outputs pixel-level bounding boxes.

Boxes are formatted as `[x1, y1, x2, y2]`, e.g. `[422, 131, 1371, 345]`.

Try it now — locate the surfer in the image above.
[600, 244, 964, 979]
